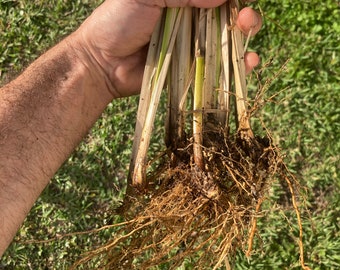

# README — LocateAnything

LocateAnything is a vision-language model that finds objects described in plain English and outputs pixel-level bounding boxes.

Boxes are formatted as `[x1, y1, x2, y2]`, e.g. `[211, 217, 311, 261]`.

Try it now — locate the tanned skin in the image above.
[0, 0, 262, 256]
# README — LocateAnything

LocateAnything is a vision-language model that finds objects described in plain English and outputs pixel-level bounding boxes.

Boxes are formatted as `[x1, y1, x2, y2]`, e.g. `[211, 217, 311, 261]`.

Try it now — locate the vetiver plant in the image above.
[72, 1, 309, 269]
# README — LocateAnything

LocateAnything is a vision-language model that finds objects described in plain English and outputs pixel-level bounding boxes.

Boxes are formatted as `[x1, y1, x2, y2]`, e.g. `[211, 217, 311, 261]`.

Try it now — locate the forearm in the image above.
[0, 35, 114, 255]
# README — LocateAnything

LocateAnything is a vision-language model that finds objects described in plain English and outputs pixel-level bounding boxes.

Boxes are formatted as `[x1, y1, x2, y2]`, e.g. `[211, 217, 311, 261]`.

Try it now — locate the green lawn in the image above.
[1, 0, 339, 269]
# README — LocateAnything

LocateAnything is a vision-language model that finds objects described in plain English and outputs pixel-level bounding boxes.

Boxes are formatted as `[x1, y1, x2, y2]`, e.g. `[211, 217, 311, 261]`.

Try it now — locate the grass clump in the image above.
[71, 2, 309, 269]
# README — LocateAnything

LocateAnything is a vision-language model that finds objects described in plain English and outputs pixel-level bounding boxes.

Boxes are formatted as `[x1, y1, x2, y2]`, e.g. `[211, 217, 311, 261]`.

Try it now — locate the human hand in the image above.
[74, 0, 262, 98]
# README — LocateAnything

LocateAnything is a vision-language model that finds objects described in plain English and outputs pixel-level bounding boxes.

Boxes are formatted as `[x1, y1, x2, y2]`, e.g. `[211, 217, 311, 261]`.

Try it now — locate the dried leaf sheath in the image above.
[165, 7, 192, 151]
[230, 1, 254, 138]
[219, 3, 232, 129]
[128, 8, 183, 190]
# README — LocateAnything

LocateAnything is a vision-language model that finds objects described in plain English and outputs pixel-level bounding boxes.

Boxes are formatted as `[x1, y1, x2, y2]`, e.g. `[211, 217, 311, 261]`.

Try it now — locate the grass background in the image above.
[0, 0, 339, 269]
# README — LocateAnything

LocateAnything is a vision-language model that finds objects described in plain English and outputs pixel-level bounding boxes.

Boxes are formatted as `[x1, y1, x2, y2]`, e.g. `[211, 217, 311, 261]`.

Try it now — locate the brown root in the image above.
[72, 130, 286, 269]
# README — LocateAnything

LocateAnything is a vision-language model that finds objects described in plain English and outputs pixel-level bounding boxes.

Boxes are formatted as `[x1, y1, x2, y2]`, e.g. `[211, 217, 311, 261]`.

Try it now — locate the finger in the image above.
[244, 52, 260, 74]
[185, 0, 226, 8]
[236, 7, 262, 36]
[138, 0, 226, 8]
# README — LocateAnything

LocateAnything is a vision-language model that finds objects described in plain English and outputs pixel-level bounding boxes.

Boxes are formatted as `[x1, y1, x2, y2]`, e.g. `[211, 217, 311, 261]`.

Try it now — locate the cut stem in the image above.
[219, 3, 232, 130]
[130, 8, 183, 189]
[230, 0, 253, 138]
[193, 55, 205, 170]
[166, 7, 192, 151]
[192, 8, 206, 170]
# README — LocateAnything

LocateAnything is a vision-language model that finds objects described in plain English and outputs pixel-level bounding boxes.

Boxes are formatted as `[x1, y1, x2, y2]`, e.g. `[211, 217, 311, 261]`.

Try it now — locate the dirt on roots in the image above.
[71, 128, 293, 270]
